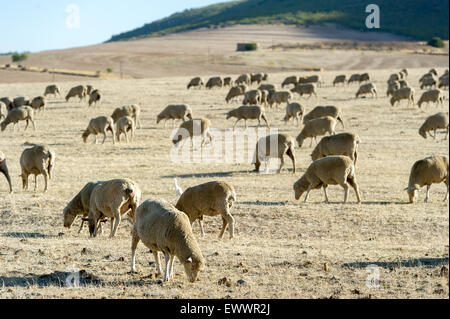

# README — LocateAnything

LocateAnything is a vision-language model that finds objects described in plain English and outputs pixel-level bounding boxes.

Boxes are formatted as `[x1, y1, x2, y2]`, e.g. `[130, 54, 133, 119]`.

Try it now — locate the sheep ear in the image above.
[186, 257, 193, 263]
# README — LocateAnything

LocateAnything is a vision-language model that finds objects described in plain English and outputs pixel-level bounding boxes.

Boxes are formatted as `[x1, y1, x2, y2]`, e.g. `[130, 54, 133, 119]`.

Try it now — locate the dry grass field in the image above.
[0, 66, 448, 299]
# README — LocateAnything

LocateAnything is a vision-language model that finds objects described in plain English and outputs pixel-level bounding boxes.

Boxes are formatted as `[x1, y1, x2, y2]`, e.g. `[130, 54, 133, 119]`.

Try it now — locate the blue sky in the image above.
[0, 0, 229, 53]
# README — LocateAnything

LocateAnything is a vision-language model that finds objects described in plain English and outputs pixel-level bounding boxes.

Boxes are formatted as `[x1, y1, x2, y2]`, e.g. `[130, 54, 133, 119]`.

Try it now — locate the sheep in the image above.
[251, 73, 264, 85]
[242, 90, 261, 105]
[0, 151, 12, 193]
[262, 73, 269, 81]
[303, 106, 345, 129]
[387, 81, 400, 97]
[359, 73, 371, 83]
[131, 198, 205, 282]
[281, 76, 298, 88]
[63, 181, 106, 233]
[311, 132, 361, 165]
[417, 89, 445, 108]
[172, 118, 212, 147]
[187, 77, 204, 89]
[206, 76, 223, 89]
[388, 73, 400, 83]
[348, 74, 361, 84]
[86, 85, 94, 96]
[356, 83, 378, 99]
[268, 91, 292, 108]
[429, 68, 438, 76]
[111, 104, 142, 129]
[293, 155, 362, 204]
[439, 74, 449, 90]
[390, 87, 415, 107]
[400, 69, 409, 78]
[0, 97, 12, 111]
[88, 89, 101, 107]
[20, 144, 55, 192]
[258, 84, 276, 91]
[82, 116, 116, 144]
[259, 89, 269, 107]
[223, 77, 234, 87]
[226, 105, 269, 130]
[399, 80, 409, 88]
[0, 102, 5, 121]
[333, 75, 347, 86]
[420, 76, 437, 90]
[296, 116, 337, 148]
[175, 181, 237, 239]
[225, 85, 247, 103]
[299, 75, 322, 87]
[116, 116, 135, 143]
[12, 96, 30, 109]
[157, 104, 193, 127]
[283, 102, 305, 125]
[29, 96, 46, 112]
[0, 106, 36, 132]
[88, 178, 142, 238]
[406, 156, 448, 203]
[65, 85, 86, 102]
[419, 112, 449, 140]
[235, 74, 250, 86]
[291, 83, 317, 98]
[43, 85, 60, 98]
[253, 133, 296, 174]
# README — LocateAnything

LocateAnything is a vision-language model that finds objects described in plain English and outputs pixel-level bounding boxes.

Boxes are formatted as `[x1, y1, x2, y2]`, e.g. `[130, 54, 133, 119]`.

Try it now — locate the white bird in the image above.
[174, 178, 183, 197]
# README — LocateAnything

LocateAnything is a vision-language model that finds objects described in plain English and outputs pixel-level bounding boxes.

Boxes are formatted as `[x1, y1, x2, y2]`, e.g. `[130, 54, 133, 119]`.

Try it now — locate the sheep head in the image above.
[406, 185, 419, 204]
[63, 206, 77, 229]
[293, 177, 309, 200]
[183, 254, 204, 283]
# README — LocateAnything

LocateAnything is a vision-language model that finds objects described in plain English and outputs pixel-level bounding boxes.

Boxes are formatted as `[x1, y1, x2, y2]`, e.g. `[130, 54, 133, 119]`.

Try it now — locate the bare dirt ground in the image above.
[0, 24, 448, 83]
[0, 65, 448, 299]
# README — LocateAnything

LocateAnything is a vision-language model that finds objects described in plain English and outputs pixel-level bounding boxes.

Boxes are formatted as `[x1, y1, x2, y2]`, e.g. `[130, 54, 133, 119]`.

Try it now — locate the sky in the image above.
[0, 0, 229, 53]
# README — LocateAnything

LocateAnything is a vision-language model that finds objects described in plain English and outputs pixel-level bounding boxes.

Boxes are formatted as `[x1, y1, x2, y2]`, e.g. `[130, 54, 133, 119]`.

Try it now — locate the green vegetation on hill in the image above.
[108, 0, 449, 42]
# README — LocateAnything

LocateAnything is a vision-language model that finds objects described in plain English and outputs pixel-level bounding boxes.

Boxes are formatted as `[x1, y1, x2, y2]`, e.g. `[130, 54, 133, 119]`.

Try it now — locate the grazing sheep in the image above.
[111, 105, 142, 129]
[1, 106, 36, 132]
[311, 132, 361, 165]
[417, 89, 445, 108]
[63, 181, 106, 233]
[12, 96, 30, 109]
[157, 104, 193, 127]
[259, 89, 269, 107]
[235, 74, 251, 86]
[282, 76, 298, 88]
[283, 102, 305, 125]
[303, 106, 345, 129]
[0, 97, 12, 111]
[390, 87, 415, 107]
[333, 75, 347, 86]
[439, 74, 449, 90]
[0, 102, 5, 121]
[253, 133, 296, 174]
[258, 84, 276, 91]
[268, 91, 292, 108]
[387, 81, 400, 97]
[225, 85, 247, 103]
[348, 74, 361, 85]
[251, 73, 264, 85]
[429, 68, 438, 76]
[406, 156, 448, 203]
[296, 116, 337, 148]
[399, 80, 409, 88]
[206, 76, 223, 89]
[43, 85, 60, 98]
[131, 198, 205, 282]
[420, 76, 437, 90]
[88, 89, 101, 107]
[388, 73, 400, 83]
[65, 85, 86, 102]
[20, 144, 55, 192]
[29, 96, 46, 112]
[88, 178, 141, 238]
[299, 75, 322, 87]
[82, 116, 116, 144]
[419, 112, 449, 140]
[172, 118, 212, 147]
[359, 73, 371, 83]
[243, 90, 261, 105]
[0, 151, 12, 193]
[187, 77, 204, 89]
[356, 83, 378, 99]
[226, 105, 269, 130]
[291, 83, 317, 98]
[116, 116, 135, 143]
[223, 77, 234, 87]
[293, 156, 362, 204]
[175, 181, 237, 239]
[86, 85, 94, 96]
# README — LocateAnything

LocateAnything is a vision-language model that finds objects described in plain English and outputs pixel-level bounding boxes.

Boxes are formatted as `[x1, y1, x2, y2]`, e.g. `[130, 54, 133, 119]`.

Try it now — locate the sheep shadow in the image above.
[239, 201, 289, 206]
[0, 270, 103, 288]
[361, 201, 410, 206]
[342, 257, 449, 269]
[162, 170, 249, 179]
[2, 232, 50, 239]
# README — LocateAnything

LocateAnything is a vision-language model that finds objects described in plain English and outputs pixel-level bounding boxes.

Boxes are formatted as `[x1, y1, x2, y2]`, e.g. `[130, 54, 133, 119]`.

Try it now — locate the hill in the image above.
[108, 0, 449, 42]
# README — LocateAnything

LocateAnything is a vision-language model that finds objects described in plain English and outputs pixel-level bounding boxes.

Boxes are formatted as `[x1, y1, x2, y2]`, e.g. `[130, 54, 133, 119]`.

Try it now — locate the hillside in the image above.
[108, 0, 449, 42]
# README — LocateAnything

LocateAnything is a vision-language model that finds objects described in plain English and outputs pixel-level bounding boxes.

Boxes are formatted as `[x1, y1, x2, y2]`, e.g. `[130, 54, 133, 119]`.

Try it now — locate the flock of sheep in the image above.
[0, 67, 449, 284]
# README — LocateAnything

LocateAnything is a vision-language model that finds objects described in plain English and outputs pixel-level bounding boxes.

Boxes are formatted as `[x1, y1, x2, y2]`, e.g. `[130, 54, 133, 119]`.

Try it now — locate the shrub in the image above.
[106, 67, 114, 73]
[428, 37, 445, 48]
[11, 52, 28, 62]
[245, 43, 258, 51]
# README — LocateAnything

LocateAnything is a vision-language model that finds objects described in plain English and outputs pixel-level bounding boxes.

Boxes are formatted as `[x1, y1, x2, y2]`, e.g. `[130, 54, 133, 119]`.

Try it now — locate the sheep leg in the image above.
[341, 183, 350, 204]
[198, 219, 206, 237]
[218, 217, 228, 239]
[154, 251, 163, 276]
[347, 177, 362, 204]
[168, 254, 175, 279]
[78, 219, 85, 234]
[309, 138, 314, 148]
[110, 217, 115, 234]
[304, 184, 313, 203]
[278, 156, 285, 174]
[233, 119, 240, 130]
[425, 185, 431, 203]
[24, 120, 30, 131]
[130, 232, 140, 273]
[244, 120, 248, 130]
[102, 131, 107, 144]
[109, 209, 121, 238]
[323, 186, 330, 204]
[163, 252, 173, 281]
[42, 169, 49, 192]
[34, 175, 38, 191]
[124, 131, 129, 143]
[222, 213, 235, 239]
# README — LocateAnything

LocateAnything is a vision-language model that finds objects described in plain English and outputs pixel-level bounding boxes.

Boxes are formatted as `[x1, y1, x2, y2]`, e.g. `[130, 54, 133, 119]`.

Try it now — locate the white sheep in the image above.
[293, 155, 362, 204]
[298, 75, 322, 87]
[131, 198, 205, 282]
[311, 132, 361, 165]
[303, 106, 345, 129]
[253, 133, 296, 174]
[116, 116, 136, 143]
[387, 81, 400, 97]
[44, 85, 60, 98]
[242, 90, 261, 105]
[82, 116, 116, 144]
[206, 76, 223, 89]
[176, 181, 237, 239]
[225, 85, 247, 103]
[296, 116, 337, 148]
[111, 104, 142, 129]
[0, 151, 12, 193]
[251, 73, 265, 85]
[390, 87, 415, 107]
[20, 144, 55, 192]
[1, 106, 36, 132]
[283, 102, 305, 126]
[419, 112, 449, 140]
[172, 118, 212, 147]
[268, 91, 292, 108]
[356, 83, 377, 99]
[417, 89, 445, 108]
[236, 74, 251, 86]
[291, 83, 317, 98]
[88, 178, 141, 238]
[406, 156, 448, 203]
[65, 85, 86, 102]
[88, 89, 101, 107]
[157, 104, 193, 127]
[226, 105, 269, 130]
